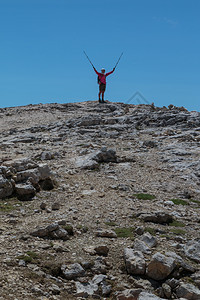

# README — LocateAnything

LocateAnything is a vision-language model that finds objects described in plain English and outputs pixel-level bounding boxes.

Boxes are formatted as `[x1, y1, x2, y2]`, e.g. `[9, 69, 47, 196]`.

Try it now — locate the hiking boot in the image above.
[99, 99, 102, 103]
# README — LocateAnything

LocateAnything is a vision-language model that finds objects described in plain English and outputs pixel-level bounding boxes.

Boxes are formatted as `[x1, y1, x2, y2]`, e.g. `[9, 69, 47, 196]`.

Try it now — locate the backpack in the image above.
[97, 76, 100, 84]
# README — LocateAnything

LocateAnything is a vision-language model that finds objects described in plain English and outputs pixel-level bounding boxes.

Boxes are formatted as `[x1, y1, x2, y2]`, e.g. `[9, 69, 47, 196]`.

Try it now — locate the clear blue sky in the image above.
[0, 0, 199, 111]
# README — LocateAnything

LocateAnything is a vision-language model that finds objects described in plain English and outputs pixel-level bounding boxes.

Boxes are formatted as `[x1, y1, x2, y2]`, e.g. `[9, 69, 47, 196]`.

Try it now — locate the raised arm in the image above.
[105, 68, 115, 77]
[93, 67, 100, 76]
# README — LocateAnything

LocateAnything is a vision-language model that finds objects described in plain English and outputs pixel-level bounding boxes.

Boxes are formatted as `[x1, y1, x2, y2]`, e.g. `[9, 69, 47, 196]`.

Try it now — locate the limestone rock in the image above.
[0, 175, 13, 198]
[61, 263, 85, 280]
[133, 239, 151, 255]
[124, 248, 146, 275]
[141, 211, 173, 224]
[138, 292, 164, 299]
[75, 281, 98, 298]
[184, 240, 200, 263]
[176, 282, 200, 299]
[15, 183, 36, 200]
[140, 232, 157, 248]
[94, 245, 109, 256]
[162, 283, 172, 299]
[147, 252, 176, 280]
[95, 229, 117, 238]
[31, 224, 69, 240]
[116, 288, 143, 300]
[51, 202, 60, 210]
[75, 147, 117, 169]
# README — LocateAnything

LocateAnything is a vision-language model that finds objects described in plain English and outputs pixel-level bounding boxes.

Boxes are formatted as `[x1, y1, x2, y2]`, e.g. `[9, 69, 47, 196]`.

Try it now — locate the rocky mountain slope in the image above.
[0, 101, 200, 300]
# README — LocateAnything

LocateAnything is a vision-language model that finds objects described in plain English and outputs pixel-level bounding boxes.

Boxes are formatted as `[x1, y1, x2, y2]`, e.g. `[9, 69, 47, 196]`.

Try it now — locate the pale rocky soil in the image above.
[0, 101, 200, 300]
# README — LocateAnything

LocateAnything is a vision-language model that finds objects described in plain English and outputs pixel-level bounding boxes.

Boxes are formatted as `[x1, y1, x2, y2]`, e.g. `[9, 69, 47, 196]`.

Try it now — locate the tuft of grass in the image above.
[169, 220, 185, 227]
[134, 193, 156, 200]
[0, 203, 14, 212]
[190, 199, 200, 205]
[170, 198, 188, 206]
[114, 227, 134, 238]
[0, 197, 22, 212]
[64, 225, 74, 235]
[26, 251, 39, 259]
[17, 255, 32, 263]
[77, 224, 88, 233]
[170, 228, 186, 235]
[105, 221, 117, 227]
[144, 227, 156, 236]
[17, 251, 39, 263]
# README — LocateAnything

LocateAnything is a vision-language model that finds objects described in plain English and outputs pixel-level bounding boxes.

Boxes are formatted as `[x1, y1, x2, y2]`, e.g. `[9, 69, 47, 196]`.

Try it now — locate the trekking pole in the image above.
[83, 51, 95, 69]
[114, 52, 123, 69]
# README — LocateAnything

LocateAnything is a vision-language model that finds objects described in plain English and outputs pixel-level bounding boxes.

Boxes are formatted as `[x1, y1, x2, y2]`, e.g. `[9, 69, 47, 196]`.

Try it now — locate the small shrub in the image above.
[134, 193, 156, 200]
[114, 227, 134, 238]
[170, 199, 188, 205]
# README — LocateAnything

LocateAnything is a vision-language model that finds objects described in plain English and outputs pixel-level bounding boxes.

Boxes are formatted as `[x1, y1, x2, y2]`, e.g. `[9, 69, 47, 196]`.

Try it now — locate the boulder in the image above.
[15, 183, 36, 200]
[75, 281, 98, 298]
[133, 233, 157, 254]
[75, 274, 111, 298]
[61, 263, 85, 280]
[140, 232, 157, 248]
[94, 245, 109, 256]
[51, 202, 60, 210]
[176, 282, 200, 299]
[116, 289, 143, 300]
[133, 239, 151, 255]
[184, 240, 200, 263]
[147, 252, 176, 280]
[124, 248, 146, 275]
[31, 224, 69, 241]
[75, 147, 117, 169]
[138, 292, 164, 299]
[0, 175, 13, 199]
[95, 229, 117, 238]
[141, 211, 173, 224]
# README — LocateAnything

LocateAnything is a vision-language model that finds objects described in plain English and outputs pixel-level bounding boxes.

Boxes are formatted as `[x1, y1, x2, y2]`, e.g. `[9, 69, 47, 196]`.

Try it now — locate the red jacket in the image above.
[94, 68, 114, 84]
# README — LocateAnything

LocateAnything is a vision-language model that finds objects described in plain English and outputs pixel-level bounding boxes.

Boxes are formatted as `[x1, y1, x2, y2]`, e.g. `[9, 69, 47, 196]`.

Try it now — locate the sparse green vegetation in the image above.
[64, 225, 74, 235]
[26, 251, 39, 259]
[105, 221, 117, 226]
[170, 198, 188, 205]
[169, 220, 185, 227]
[0, 197, 22, 212]
[0, 203, 14, 212]
[17, 251, 39, 263]
[77, 224, 88, 233]
[190, 199, 200, 205]
[114, 227, 134, 238]
[170, 228, 186, 235]
[134, 193, 156, 200]
[144, 227, 156, 236]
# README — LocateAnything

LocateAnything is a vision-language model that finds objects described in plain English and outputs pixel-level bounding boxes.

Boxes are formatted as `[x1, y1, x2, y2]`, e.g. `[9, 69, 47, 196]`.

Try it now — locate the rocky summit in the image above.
[0, 100, 200, 300]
